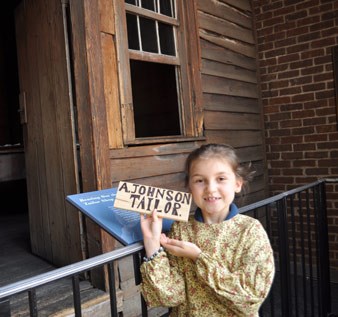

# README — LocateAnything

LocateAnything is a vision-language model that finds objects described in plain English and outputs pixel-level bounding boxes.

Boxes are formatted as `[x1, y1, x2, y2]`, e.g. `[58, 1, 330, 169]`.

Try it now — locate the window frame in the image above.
[114, 0, 203, 145]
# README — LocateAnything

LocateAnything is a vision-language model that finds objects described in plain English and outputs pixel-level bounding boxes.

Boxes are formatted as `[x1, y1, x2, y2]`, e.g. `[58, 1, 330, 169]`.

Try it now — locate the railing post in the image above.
[108, 262, 119, 317]
[72, 275, 82, 317]
[133, 252, 148, 317]
[0, 297, 10, 317]
[276, 198, 292, 317]
[314, 181, 331, 316]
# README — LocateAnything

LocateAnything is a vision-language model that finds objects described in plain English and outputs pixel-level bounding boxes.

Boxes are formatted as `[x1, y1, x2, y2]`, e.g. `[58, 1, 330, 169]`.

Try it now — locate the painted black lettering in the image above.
[119, 182, 130, 193]
[166, 190, 173, 201]
[146, 197, 153, 211]
[130, 194, 140, 207]
[171, 202, 180, 216]
[155, 188, 165, 199]
[154, 199, 162, 212]
[136, 196, 146, 209]
[139, 185, 146, 195]
[182, 192, 192, 205]
[147, 186, 156, 197]
[174, 192, 182, 202]
[131, 183, 139, 194]
[164, 202, 171, 213]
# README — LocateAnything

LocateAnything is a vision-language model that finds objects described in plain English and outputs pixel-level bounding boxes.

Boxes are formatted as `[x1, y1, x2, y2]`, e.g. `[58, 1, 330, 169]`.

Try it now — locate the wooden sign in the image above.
[114, 181, 192, 222]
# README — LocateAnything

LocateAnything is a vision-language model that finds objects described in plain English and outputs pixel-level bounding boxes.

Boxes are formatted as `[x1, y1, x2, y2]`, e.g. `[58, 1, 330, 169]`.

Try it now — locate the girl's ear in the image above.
[235, 178, 243, 193]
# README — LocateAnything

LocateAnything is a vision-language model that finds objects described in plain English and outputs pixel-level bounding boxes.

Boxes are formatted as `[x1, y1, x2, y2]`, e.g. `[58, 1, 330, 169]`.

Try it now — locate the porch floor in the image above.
[0, 213, 113, 316]
[0, 213, 55, 287]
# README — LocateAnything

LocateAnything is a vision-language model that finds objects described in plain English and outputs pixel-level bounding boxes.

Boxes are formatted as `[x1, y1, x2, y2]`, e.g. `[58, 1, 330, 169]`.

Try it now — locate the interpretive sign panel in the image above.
[66, 187, 174, 246]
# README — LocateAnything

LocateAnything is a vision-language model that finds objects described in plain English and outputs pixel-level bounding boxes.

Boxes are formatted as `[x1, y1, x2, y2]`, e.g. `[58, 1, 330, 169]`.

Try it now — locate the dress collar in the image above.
[194, 203, 239, 223]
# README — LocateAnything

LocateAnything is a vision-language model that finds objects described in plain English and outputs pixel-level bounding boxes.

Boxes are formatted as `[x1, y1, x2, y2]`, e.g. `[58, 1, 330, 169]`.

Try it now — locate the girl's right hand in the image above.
[140, 210, 163, 257]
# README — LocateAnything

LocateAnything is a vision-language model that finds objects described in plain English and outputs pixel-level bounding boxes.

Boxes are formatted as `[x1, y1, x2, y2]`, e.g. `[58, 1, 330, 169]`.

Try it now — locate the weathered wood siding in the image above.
[197, 0, 267, 204]
[101, 0, 267, 206]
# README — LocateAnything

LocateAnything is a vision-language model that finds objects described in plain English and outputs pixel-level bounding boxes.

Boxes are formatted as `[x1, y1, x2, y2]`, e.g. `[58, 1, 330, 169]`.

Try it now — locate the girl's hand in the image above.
[140, 210, 163, 257]
[160, 234, 202, 262]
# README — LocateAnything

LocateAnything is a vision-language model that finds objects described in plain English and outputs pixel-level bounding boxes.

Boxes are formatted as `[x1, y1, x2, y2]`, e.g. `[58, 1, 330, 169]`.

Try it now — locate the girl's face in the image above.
[188, 157, 243, 224]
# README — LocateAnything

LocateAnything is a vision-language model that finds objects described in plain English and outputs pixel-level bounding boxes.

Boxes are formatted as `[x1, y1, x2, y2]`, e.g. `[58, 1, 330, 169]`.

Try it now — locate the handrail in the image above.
[0, 178, 336, 317]
[0, 242, 143, 299]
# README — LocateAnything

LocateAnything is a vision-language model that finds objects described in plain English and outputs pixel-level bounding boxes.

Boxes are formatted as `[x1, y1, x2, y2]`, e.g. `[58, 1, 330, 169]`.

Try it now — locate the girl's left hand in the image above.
[160, 234, 202, 262]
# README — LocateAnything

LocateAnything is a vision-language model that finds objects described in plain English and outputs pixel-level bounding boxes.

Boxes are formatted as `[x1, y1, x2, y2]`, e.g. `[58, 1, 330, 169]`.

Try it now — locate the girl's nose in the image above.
[206, 181, 217, 192]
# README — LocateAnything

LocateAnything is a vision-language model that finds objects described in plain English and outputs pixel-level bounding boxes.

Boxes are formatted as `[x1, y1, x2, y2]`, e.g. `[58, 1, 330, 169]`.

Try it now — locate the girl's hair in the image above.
[184, 143, 255, 195]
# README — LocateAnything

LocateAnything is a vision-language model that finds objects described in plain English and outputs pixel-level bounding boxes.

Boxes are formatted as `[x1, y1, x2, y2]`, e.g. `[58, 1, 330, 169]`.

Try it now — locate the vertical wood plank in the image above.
[101, 32, 123, 148]
[98, 0, 115, 34]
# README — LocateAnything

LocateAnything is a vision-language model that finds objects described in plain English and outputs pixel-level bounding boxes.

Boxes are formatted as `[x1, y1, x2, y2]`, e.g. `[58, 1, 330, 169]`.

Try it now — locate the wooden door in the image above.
[15, 0, 83, 266]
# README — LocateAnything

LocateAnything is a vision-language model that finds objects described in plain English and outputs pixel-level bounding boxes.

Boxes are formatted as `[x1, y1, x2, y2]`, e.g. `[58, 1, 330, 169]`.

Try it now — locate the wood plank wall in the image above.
[101, 0, 267, 205]
[197, 0, 267, 204]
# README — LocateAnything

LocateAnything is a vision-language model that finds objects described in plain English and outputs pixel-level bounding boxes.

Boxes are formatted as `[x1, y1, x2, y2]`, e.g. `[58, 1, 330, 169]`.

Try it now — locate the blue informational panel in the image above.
[66, 187, 174, 246]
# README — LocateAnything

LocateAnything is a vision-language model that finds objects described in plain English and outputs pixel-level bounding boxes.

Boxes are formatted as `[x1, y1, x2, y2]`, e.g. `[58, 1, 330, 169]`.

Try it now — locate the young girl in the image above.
[140, 143, 275, 316]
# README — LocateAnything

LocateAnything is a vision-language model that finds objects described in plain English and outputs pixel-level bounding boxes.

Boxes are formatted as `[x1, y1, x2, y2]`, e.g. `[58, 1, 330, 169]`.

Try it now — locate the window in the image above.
[114, 0, 203, 144]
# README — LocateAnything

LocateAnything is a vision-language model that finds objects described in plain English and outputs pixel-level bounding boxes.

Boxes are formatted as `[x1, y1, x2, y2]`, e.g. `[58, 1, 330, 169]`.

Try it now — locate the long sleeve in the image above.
[140, 251, 186, 307]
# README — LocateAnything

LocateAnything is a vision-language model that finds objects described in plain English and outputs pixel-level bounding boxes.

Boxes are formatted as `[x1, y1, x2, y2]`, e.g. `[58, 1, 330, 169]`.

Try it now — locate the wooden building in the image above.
[0, 0, 267, 291]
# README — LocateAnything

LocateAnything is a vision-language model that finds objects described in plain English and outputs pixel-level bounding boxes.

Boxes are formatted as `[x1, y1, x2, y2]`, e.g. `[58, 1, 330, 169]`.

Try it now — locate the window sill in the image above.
[124, 136, 206, 146]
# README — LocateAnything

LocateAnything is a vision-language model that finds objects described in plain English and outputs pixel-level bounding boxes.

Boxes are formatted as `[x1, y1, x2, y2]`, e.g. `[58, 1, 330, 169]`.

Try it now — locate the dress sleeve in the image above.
[195, 220, 275, 315]
[140, 250, 186, 307]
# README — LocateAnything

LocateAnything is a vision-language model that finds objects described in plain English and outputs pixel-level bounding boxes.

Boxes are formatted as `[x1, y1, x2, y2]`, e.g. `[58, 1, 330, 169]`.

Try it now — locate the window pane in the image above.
[126, 14, 139, 50]
[141, 0, 155, 11]
[159, 0, 174, 17]
[140, 17, 158, 53]
[159, 22, 175, 56]
[130, 60, 181, 137]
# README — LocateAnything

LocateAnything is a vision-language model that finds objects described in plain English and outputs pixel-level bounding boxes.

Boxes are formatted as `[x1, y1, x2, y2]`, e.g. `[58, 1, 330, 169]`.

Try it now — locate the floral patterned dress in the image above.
[140, 204, 275, 317]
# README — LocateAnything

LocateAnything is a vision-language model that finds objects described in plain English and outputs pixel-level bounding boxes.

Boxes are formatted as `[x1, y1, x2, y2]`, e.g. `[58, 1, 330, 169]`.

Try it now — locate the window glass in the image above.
[126, 14, 139, 50]
[141, 0, 155, 11]
[139, 17, 158, 53]
[159, 22, 175, 56]
[159, 0, 174, 17]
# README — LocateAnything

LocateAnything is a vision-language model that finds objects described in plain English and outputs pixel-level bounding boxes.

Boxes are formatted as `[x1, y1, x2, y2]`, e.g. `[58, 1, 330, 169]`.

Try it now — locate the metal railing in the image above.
[0, 179, 336, 316]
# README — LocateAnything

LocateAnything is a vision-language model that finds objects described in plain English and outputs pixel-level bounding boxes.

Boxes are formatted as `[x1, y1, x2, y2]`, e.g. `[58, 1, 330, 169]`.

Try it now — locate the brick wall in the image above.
[252, 0, 338, 271]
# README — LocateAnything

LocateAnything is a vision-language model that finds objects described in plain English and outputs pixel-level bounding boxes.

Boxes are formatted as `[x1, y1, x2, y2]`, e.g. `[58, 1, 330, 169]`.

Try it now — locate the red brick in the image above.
[280, 119, 302, 128]
[316, 125, 337, 133]
[315, 90, 335, 99]
[293, 143, 316, 151]
[301, 48, 325, 59]
[278, 70, 300, 79]
[293, 160, 316, 167]
[292, 109, 315, 119]
[281, 151, 303, 160]
[270, 160, 291, 168]
[304, 134, 328, 143]
[305, 168, 329, 175]
[291, 126, 315, 135]
[303, 83, 326, 92]
[292, 93, 315, 102]
[305, 151, 328, 159]
[318, 159, 338, 167]
[303, 117, 327, 126]
[281, 135, 303, 144]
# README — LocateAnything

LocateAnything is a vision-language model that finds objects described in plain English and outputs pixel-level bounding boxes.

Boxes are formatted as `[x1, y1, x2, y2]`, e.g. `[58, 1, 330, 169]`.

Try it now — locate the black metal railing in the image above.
[0, 179, 336, 317]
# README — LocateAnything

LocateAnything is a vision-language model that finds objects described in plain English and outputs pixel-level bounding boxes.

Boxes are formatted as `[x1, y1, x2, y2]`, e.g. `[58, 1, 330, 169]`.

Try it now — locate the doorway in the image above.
[0, 0, 34, 286]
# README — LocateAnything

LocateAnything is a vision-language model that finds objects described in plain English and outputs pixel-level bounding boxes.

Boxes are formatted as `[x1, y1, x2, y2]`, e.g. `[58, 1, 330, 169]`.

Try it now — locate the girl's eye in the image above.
[219, 177, 227, 182]
[194, 179, 203, 183]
